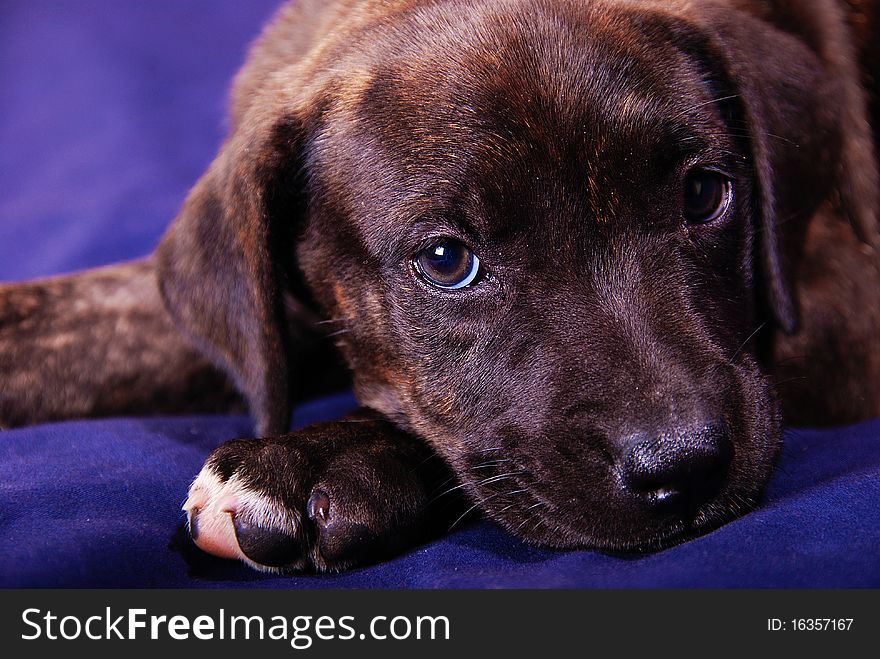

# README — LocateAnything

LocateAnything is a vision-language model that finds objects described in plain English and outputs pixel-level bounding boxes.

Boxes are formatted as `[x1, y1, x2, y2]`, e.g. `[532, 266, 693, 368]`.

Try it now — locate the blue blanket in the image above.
[2, 0, 879, 588]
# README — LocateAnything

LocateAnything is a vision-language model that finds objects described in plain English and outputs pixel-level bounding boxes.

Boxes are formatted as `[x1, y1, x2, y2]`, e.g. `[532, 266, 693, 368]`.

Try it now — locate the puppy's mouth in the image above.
[475, 477, 759, 552]
[456, 426, 779, 553]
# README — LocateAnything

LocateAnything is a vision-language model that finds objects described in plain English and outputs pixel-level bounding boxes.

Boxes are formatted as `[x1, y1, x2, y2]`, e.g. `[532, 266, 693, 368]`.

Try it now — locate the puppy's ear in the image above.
[696, 8, 879, 335]
[156, 112, 304, 436]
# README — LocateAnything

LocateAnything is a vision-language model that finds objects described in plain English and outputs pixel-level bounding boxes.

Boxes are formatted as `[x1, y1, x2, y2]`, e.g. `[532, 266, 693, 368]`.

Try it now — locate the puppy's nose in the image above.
[621, 422, 733, 511]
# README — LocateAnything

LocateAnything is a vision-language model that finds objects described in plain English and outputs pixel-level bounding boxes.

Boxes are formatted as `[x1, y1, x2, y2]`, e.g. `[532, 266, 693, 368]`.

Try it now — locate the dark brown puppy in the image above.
[1, 0, 879, 572]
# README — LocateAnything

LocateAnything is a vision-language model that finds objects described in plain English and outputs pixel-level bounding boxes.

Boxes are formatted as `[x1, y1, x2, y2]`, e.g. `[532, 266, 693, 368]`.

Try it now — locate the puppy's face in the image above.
[294, 3, 785, 550]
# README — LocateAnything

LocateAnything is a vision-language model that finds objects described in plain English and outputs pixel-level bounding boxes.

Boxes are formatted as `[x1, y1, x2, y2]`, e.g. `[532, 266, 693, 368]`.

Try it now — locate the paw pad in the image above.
[232, 516, 301, 568]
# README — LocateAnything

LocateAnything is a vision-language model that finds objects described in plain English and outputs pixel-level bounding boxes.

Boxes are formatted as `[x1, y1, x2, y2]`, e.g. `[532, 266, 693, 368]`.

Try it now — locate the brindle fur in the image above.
[1, 0, 878, 570]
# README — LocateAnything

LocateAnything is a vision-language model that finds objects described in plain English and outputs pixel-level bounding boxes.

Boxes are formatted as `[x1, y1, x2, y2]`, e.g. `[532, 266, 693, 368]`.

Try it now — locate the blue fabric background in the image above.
[1, 0, 878, 588]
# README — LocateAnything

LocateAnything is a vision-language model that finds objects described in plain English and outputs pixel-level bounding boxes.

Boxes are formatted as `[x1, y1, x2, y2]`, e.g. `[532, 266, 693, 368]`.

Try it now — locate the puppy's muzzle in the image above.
[620, 421, 733, 514]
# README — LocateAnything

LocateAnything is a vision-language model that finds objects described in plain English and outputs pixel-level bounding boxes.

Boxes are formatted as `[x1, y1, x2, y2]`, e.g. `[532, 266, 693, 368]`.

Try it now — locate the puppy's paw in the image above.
[184, 421, 445, 573]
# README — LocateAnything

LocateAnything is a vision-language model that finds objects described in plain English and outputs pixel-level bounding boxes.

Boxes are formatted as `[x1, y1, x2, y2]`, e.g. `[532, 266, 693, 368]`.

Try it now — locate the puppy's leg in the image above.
[185, 411, 460, 572]
[0, 258, 242, 428]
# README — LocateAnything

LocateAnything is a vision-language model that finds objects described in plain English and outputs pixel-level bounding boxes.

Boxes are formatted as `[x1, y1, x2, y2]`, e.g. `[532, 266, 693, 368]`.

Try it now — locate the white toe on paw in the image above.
[183, 464, 302, 571]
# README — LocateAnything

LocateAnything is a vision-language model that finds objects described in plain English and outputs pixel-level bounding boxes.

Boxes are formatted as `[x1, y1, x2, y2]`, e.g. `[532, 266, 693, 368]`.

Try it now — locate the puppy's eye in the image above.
[413, 239, 482, 290]
[683, 169, 732, 224]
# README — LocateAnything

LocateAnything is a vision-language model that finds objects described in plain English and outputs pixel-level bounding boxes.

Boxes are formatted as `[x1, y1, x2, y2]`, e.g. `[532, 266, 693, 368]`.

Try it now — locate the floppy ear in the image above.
[694, 8, 878, 335]
[156, 111, 304, 436]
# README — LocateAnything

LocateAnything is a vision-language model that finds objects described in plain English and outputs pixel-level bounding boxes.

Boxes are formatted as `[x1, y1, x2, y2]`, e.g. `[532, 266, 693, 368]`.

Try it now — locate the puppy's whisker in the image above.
[771, 375, 809, 387]
[513, 507, 541, 535]
[528, 515, 546, 537]
[497, 497, 538, 515]
[448, 488, 529, 532]
[446, 495, 493, 533]
[470, 459, 514, 470]
[725, 129, 798, 146]
[429, 481, 471, 503]
[774, 354, 810, 365]
[476, 471, 526, 487]
[516, 500, 545, 516]
[428, 466, 524, 503]
[729, 321, 767, 364]
[669, 93, 740, 121]
[412, 452, 444, 469]
[758, 131, 798, 146]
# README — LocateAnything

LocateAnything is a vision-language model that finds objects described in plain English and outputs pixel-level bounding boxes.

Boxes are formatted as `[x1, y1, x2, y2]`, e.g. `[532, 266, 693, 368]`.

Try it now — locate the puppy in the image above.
[2, 0, 879, 573]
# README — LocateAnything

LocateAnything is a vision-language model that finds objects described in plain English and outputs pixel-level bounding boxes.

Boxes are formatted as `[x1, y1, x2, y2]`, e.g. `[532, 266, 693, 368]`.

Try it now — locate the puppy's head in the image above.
[159, 0, 853, 549]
